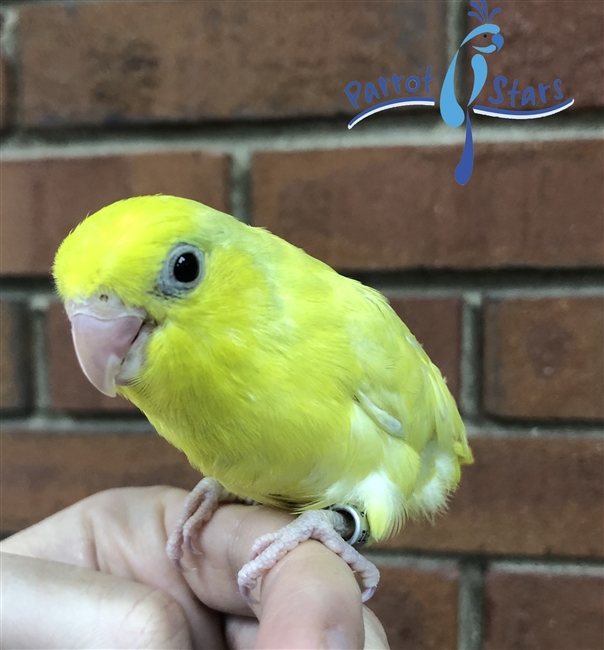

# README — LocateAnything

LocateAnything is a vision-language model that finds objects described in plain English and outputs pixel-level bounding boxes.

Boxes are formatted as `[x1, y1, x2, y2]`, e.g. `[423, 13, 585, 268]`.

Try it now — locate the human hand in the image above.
[1, 486, 389, 649]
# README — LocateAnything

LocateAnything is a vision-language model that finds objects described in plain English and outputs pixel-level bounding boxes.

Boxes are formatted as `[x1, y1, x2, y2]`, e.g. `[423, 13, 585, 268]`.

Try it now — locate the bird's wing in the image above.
[337, 283, 472, 540]
[469, 53, 488, 105]
[348, 283, 471, 464]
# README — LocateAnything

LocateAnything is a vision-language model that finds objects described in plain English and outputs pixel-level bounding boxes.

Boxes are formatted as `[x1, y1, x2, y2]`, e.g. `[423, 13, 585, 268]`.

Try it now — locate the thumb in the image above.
[1, 551, 193, 649]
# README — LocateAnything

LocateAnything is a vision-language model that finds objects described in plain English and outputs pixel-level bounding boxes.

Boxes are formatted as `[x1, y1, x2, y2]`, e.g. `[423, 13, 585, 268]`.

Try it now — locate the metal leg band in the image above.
[329, 505, 371, 546]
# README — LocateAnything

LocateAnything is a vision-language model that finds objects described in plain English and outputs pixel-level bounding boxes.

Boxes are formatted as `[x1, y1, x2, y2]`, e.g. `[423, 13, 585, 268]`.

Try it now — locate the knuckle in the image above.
[121, 590, 190, 649]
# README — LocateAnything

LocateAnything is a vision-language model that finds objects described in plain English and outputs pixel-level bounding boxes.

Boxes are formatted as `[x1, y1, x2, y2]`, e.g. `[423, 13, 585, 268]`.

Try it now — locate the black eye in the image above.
[173, 252, 199, 283]
[157, 243, 205, 297]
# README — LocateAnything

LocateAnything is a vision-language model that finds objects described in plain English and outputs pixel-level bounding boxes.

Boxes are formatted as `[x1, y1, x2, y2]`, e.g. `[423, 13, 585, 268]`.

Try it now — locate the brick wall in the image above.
[1, 2, 602, 648]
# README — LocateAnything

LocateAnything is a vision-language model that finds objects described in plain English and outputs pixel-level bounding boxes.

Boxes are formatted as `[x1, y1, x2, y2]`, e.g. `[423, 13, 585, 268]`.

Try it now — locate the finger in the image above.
[256, 540, 365, 649]
[164, 500, 294, 615]
[362, 607, 390, 649]
[1, 552, 193, 649]
[224, 608, 390, 650]
[1, 487, 225, 650]
[225, 615, 260, 649]
[172, 503, 367, 649]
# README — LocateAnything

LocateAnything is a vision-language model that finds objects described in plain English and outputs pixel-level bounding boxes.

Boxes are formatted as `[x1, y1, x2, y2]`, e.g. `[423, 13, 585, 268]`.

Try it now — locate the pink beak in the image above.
[66, 296, 149, 397]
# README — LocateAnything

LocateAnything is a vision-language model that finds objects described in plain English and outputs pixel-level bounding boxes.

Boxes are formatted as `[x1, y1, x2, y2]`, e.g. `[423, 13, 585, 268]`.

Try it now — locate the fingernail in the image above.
[325, 624, 353, 650]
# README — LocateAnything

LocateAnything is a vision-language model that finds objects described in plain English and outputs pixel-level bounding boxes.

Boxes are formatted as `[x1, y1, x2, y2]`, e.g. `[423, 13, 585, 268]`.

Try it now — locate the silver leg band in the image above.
[329, 505, 371, 546]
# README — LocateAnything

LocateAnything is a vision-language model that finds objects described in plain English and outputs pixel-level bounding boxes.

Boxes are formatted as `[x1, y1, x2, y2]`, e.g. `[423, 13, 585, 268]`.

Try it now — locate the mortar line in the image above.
[1, 116, 602, 159]
[229, 148, 252, 224]
[1, 414, 155, 433]
[489, 561, 604, 576]
[2, 412, 602, 437]
[460, 292, 483, 422]
[356, 547, 604, 567]
[446, 0, 465, 62]
[361, 271, 604, 297]
[458, 560, 485, 650]
[3, 271, 603, 297]
[0, 7, 18, 60]
[360, 553, 458, 571]
[464, 422, 604, 437]
[0, 6, 19, 131]
[372, 285, 604, 299]
[28, 296, 51, 415]
[447, 0, 466, 99]
[0, 285, 59, 301]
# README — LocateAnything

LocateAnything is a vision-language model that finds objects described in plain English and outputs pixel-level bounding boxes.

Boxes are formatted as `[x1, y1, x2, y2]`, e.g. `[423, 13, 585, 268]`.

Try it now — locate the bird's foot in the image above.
[167, 477, 238, 569]
[237, 509, 380, 603]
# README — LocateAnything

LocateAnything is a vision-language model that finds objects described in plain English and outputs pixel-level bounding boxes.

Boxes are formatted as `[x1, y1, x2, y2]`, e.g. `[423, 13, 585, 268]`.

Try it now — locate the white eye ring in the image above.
[157, 243, 205, 297]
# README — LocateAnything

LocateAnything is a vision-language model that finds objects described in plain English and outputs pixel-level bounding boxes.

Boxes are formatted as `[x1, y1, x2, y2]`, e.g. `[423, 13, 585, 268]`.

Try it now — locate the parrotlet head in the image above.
[53, 195, 246, 397]
[461, 24, 504, 53]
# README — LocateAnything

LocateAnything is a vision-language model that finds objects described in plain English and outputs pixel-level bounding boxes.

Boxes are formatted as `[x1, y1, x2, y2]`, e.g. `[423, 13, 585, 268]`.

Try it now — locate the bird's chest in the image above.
[128, 320, 356, 498]
[143, 382, 351, 504]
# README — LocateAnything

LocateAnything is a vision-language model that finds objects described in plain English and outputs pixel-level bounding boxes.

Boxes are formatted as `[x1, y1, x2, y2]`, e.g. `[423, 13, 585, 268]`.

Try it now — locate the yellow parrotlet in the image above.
[53, 195, 472, 601]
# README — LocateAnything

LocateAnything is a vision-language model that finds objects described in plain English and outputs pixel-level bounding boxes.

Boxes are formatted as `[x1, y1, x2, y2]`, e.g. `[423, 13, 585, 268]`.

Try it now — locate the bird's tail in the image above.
[454, 110, 475, 185]
[428, 365, 473, 467]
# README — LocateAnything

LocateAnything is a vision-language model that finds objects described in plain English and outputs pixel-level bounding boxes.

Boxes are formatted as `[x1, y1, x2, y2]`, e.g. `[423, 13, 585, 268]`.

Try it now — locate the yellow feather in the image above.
[53, 195, 473, 542]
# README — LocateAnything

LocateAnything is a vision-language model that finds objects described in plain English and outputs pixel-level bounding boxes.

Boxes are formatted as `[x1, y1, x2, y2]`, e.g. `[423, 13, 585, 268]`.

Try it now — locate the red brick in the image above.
[0, 151, 231, 275]
[379, 436, 604, 557]
[0, 430, 200, 532]
[0, 302, 29, 410]
[252, 140, 603, 270]
[469, 1, 603, 111]
[369, 563, 459, 650]
[387, 297, 462, 401]
[484, 297, 604, 420]
[485, 568, 604, 650]
[47, 303, 138, 413]
[18, 2, 446, 126]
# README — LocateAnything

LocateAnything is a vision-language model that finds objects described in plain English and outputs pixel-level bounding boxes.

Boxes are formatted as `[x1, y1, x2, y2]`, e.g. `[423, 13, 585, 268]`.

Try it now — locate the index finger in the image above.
[167, 500, 368, 649]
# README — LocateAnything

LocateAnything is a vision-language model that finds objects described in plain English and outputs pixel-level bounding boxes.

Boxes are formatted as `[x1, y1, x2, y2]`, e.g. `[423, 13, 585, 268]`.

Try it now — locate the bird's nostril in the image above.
[99, 294, 109, 302]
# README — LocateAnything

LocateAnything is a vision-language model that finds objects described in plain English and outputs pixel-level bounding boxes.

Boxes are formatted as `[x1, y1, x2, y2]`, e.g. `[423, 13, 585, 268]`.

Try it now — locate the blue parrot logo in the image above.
[343, 0, 574, 185]
[440, 0, 504, 185]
